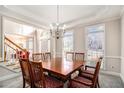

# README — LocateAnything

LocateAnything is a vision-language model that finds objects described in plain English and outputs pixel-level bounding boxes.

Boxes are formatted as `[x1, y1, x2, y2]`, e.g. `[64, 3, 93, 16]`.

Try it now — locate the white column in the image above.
[56, 31, 63, 57]
[121, 13, 124, 82]
[33, 30, 38, 53]
[0, 15, 3, 59]
[51, 36, 56, 58]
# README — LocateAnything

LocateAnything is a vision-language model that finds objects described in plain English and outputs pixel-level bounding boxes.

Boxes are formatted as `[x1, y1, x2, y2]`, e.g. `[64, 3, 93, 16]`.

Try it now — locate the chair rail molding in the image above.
[105, 56, 121, 59]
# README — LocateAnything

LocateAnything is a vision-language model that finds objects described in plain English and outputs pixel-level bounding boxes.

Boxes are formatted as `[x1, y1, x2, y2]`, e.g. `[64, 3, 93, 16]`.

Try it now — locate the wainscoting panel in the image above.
[104, 56, 121, 73]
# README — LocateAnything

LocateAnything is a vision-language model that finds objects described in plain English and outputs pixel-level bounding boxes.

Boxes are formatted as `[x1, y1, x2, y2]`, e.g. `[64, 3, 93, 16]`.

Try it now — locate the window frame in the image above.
[85, 23, 105, 69]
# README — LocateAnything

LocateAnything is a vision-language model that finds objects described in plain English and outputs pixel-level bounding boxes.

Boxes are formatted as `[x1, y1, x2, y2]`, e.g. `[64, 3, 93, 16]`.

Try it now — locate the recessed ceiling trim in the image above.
[0, 5, 123, 30]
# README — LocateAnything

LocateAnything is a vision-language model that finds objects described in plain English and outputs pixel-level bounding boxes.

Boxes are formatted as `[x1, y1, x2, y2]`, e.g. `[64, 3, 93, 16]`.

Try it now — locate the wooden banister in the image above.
[4, 36, 29, 63]
[5, 42, 16, 51]
[5, 36, 25, 51]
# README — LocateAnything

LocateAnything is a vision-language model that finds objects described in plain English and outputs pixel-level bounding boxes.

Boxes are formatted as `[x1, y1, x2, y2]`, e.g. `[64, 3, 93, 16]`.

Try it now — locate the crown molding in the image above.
[0, 5, 123, 31]
[67, 16, 121, 30]
[0, 6, 48, 30]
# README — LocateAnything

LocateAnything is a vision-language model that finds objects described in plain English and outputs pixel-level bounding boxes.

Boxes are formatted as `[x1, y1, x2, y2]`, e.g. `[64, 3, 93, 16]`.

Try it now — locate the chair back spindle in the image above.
[66, 52, 75, 61]
[32, 53, 45, 61]
[75, 52, 85, 61]
[44, 52, 51, 61]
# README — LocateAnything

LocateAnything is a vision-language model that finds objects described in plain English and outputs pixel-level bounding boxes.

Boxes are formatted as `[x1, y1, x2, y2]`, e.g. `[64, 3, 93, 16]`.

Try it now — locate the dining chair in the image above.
[79, 57, 103, 88]
[19, 58, 33, 88]
[66, 52, 75, 61]
[75, 52, 85, 61]
[32, 53, 45, 61]
[44, 52, 51, 61]
[30, 61, 64, 88]
[68, 59, 102, 88]
[70, 52, 85, 79]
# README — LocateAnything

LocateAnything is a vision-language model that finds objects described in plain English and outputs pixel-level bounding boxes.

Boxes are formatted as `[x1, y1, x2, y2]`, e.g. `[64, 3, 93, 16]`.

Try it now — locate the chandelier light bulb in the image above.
[56, 23, 59, 26]
[63, 24, 66, 29]
[50, 24, 53, 29]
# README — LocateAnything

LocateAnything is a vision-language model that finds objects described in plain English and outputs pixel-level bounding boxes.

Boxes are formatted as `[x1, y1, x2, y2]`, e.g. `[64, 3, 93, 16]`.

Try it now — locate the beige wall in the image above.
[3, 18, 22, 34]
[105, 19, 121, 56]
[105, 19, 121, 73]
[73, 27, 86, 52]
[121, 14, 124, 82]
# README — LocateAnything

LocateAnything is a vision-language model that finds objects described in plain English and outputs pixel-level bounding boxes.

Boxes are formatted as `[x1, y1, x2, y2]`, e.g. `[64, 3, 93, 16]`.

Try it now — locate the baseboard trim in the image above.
[100, 70, 120, 77]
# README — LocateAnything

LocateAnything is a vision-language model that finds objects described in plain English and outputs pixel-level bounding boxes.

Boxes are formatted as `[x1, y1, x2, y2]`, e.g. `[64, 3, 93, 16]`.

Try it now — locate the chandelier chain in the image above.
[57, 5, 59, 24]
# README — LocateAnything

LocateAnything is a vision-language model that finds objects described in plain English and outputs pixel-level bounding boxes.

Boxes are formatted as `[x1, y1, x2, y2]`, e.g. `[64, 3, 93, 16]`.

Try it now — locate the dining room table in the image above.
[40, 57, 85, 82]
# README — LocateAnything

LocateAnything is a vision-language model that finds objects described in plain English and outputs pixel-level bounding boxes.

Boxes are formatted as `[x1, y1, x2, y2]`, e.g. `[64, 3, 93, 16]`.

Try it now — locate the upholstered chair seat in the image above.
[69, 76, 92, 88]
[81, 69, 94, 75]
[80, 72, 93, 79]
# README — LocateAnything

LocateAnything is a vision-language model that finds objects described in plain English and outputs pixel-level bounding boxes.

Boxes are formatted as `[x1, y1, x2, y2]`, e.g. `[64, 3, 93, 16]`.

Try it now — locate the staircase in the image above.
[1, 36, 29, 72]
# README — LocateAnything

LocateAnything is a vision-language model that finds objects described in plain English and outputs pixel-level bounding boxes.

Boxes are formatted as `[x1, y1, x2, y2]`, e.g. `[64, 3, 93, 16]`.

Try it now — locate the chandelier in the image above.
[50, 5, 66, 39]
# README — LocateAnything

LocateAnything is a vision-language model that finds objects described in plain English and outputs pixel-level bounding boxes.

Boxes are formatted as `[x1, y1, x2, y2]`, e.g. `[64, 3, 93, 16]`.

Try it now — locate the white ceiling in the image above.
[0, 5, 123, 29]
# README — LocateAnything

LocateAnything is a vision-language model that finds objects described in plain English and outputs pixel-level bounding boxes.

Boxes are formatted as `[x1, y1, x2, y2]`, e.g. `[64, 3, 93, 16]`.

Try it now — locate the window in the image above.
[21, 25, 34, 36]
[86, 24, 105, 68]
[40, 31, 50, 52]
[63, 31, 73, 57]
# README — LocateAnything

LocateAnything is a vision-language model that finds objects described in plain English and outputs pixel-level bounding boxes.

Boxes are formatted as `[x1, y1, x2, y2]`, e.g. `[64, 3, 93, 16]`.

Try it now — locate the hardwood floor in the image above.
[0, 66, 124, 88]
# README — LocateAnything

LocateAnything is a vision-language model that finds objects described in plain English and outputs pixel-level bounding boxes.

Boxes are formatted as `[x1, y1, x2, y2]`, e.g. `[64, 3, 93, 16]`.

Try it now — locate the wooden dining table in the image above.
[41, 57, 85, 82]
